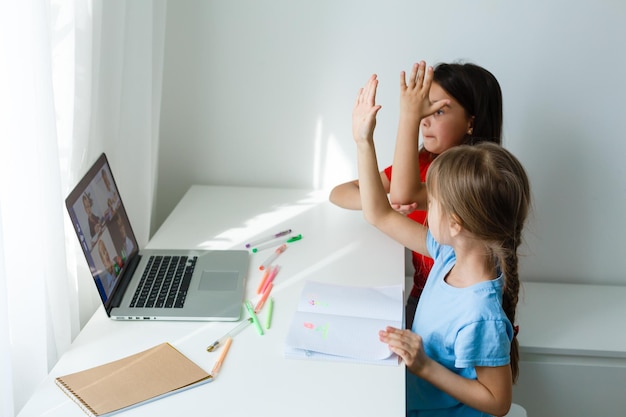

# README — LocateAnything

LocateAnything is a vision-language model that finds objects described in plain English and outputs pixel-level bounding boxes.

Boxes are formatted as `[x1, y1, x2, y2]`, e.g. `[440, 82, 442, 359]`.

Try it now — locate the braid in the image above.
[499, 229, 522, 383]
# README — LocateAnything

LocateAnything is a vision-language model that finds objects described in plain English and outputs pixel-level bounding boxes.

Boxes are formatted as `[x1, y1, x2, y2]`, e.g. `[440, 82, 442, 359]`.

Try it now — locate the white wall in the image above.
[157, 0, 626, 286]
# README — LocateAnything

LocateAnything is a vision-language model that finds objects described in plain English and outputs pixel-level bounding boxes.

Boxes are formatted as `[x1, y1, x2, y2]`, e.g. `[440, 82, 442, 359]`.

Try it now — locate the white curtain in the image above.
[0, 1, 166, 415]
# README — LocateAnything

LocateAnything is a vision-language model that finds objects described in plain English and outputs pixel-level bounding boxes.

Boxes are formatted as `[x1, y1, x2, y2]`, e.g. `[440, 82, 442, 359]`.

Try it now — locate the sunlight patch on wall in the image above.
[312, 115, 355, 193]
[312, 118, 322, 190]
[321, 132, 353, 192]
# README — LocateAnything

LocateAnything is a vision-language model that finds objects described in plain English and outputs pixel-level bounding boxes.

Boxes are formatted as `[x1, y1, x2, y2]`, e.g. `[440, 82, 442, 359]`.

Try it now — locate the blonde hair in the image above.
[426, 142, 531, 383]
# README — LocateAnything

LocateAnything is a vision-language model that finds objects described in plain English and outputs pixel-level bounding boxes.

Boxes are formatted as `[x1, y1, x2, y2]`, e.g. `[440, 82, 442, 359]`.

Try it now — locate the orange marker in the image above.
[255, 282, 273, 313]
[256, 269, 270, 294]
[261, 264, 280, 294]
[211, 336, 232, 376]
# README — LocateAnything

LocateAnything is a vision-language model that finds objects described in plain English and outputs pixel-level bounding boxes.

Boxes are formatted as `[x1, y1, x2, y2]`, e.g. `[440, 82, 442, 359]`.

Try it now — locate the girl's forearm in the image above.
[328, 181, 363, 210]
[415, 360, 512, 417]
[389, 115, 423, 205]
[356, 141, 393, 226]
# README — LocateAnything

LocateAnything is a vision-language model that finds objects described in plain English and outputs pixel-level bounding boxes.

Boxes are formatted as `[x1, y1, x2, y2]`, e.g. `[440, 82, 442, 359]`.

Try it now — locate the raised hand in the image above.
[400, 61, 449, 121]
[352, 74, 382, 145]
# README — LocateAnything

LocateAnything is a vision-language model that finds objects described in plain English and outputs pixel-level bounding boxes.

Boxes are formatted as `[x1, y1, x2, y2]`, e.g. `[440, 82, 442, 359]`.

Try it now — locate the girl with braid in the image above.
[352, 71, 530, 417]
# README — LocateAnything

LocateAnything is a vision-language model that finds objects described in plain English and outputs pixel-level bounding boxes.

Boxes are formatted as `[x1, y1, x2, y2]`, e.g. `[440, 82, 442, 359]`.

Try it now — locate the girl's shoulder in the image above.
[426, 231, 455, 263]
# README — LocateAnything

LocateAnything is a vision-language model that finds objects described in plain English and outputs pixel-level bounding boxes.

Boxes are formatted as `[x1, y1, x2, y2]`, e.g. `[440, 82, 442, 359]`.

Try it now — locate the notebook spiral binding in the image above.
[55, 377, 98, 417]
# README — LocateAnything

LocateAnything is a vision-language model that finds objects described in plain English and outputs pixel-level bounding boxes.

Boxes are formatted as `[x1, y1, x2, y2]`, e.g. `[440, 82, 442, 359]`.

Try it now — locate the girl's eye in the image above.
[435, 109, 444, 116]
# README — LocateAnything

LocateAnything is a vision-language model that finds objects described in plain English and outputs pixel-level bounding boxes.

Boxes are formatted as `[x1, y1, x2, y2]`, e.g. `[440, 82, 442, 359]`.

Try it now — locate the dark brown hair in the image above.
[433, 62, 503, 146]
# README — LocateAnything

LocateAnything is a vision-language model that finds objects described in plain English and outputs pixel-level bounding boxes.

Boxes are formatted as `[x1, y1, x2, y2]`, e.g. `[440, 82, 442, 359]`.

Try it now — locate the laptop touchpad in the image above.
[199, 270, 238, 291]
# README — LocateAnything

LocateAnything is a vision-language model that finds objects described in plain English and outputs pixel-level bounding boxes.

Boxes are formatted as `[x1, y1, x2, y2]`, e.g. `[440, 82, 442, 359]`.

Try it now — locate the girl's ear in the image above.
[467, 115, 475, 136]
[448, 214, 463, 237]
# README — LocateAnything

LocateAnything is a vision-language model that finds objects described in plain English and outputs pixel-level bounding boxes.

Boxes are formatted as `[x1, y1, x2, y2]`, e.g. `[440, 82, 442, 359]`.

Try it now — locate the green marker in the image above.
[251, 234, 302, 253]
[245, 300, 264, 335]
[265, 298, 274, 330]
[286, 234, 302, 243]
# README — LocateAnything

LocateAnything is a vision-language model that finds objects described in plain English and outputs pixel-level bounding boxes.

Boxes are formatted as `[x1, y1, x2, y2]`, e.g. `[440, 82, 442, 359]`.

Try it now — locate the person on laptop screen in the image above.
[97, 239, 118, 298]
[70, 166, 130, 303]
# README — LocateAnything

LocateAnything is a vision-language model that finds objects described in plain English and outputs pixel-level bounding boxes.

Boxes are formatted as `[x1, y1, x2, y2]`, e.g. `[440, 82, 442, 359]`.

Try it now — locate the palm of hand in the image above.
[352, 101, 377, 143]
[352, 75, 381, 144]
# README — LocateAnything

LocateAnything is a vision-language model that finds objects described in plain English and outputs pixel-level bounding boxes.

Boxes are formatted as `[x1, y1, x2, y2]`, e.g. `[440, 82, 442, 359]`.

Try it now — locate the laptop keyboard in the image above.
[130, 255, 197, 309]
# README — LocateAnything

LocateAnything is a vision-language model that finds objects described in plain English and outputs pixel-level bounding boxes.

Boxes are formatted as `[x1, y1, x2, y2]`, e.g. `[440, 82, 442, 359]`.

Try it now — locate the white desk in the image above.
[17, 186, 405, 417]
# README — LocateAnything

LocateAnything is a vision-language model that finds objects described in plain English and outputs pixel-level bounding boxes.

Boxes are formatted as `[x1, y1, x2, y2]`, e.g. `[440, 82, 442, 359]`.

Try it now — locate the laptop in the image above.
[65, 153, 249, 321]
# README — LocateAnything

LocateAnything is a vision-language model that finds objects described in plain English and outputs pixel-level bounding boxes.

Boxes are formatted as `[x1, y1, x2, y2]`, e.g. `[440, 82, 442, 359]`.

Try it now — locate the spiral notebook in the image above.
[55, 343, 213, 417]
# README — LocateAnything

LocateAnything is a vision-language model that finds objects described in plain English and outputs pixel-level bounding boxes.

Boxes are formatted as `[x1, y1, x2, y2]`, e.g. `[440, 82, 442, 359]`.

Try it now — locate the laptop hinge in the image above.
[109, 254, 141, 308]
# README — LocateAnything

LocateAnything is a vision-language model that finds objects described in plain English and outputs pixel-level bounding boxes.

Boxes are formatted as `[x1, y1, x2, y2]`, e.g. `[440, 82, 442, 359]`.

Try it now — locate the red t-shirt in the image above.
[383, 152, 434, 298]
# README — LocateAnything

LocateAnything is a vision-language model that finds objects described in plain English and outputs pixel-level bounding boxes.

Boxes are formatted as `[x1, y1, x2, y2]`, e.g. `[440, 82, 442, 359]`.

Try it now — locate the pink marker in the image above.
[259, 244, 287, 271]
[260, 265, 280, 294]
[254, 282, 273, 313]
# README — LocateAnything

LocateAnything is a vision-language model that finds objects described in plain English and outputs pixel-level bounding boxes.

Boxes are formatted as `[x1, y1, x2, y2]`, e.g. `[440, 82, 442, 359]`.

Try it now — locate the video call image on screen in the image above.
[69, 166, 136, 302]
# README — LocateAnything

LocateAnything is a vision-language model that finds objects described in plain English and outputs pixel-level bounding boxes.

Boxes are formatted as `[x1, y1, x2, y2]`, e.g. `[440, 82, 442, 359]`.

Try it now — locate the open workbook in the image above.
[284, 281, 403, 365]
[55, 342, 213, 417]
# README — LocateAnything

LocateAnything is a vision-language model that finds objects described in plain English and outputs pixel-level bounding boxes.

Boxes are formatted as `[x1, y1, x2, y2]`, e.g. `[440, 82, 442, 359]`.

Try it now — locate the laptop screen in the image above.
[65, 154, 139, 305]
